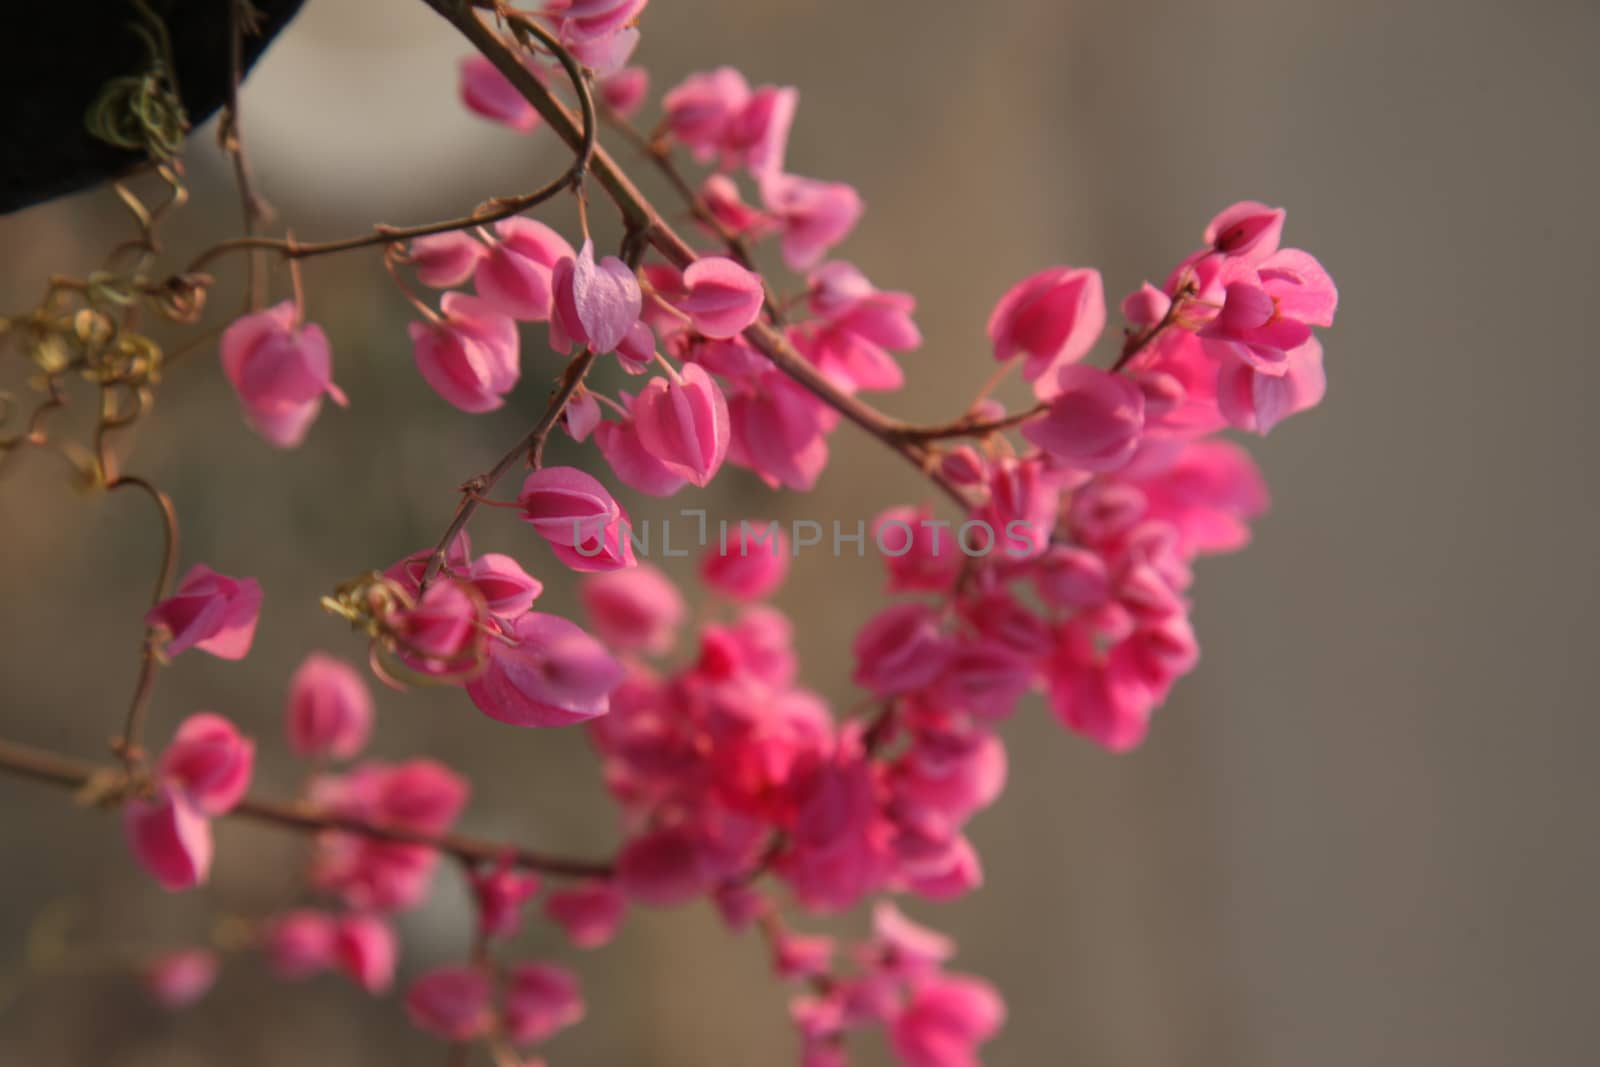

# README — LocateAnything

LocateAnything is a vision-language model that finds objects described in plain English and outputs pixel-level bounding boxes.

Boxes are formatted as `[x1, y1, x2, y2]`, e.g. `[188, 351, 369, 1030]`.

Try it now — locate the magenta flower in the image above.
[550, 239, 642, 355]
[406, 231, 484, 289]
[554, 0, 648, 44]
[1216, 335, 1327, 434]
[852, 602, 951, 696]
[370, 759, 470, 834]
[262, 910, 336, 979]
[728, 373, 831, 491]
[700, 522, 791, 600]
[1022, 364, 1146, 473]
[518, 466, 622, 549]
[146, 564, 261, 660]
[579, 563, 685, 654]
[473, 217, 573, 322]
[662, 67, 752, 162]
[633, 362, 731, 486]
[285, 653, 374, 761]
[760, 173, 864, 270]
[888, 973, 1005, 1067]
[158, 712, 255, 816]
[503, 962, 585, 1046]
[333, 914, 397, 994]
[220, 301, 346, 448]
[543, 881, 626, 948]
[616, 826, 707, 905]
[987, 265, 1106, 389]
[470, 864, 540, 940]
[391, 579, 486, 675]
[405, 966, 493, 1042]
[124, 784, 212, 891]
[725, 84, 799, 174]
[675, 257, 765, 339]
[1204, 199, 1286, 261]
[466, 552, 543, 618]
[465, 612, 625, 727]
[599, 66, 649, 117]
[409, 293, 520, 413]
[459, 54, 539, 132]
[142, 949, 219, 1009]
[595, 409, 689, 496]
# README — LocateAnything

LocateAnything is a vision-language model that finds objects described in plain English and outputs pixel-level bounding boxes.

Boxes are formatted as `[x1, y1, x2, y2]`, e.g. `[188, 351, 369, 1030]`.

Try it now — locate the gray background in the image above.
[1, 0, 1596, 1064]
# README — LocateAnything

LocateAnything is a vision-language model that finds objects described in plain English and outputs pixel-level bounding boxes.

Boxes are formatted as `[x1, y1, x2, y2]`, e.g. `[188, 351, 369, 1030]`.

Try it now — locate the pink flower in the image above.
[159, 712, 254, 816]
[888, 974, 1005, 1067]
[633, 362, 731, 486]
[1022, 364, 1145, 472]
[772, 931, 835, 980]
[219, 302, 345, 448]
[406, 231, 485, 288]
[473, 217, 574, 322]
[1217, 335, 1327, 434]
[459, 54, 539, 132]
[579, 564, 685, 654]
[334, 914, 398, 993]
[869, 901, 955, 976]
[406, 966, 493, 1041]
[700, 174, 773, 237]
[124, 784, 212, 890]
[1046, 631, 1156, 752]
[143, 949, 218, 1009]
[725, 85, 799, 175]
[662, 67, 752, 162]
[1204, 200, 1286, 261]
[392, 579, 486, 675]
[409, 293, 520, 413]
[554, 0, 647, 44]
[285, 653, 373, 761]
[145, 564, 262, 660]
[263, 910, 336, 979]
[852, 602, 950, 696]
[467, 552, 544, 618]
[519, 466, 622, 549]
[371, 760, 470, 833]
[599, 66, 649, 117]
[504, 962, 585, 1046]
[760, 173, 864, 270]
[676, 257, 765, 339]
[595, 410, 689, 496]
[465, 612, 624, 727]
[550, 239, 642, 355]
[471, 864, 541, 939]
[616, 827, 707, 906]
[873, 507, 961, 594]
[544, 880, 627, 948]
[987, 265, 1106, 389]
[701, 521, 791, 600]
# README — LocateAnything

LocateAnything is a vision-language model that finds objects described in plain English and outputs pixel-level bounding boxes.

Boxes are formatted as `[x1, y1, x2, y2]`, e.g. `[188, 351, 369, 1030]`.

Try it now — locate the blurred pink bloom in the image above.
[286, 653, 373, 761]
[1216, 335, 1327, 434]
[579, 564, 685, 654]
[503, 962, 585, 1045]
[392, 579, 486, 675]
[406, 966, 493, 1041]
[334, 914, 397, 993]
[124, 784, 212, 890]
[700, 522, 790, 600]
[1022, 364, 1145, 473]
[888, 973, 1005, 1067]
[220, 301, 345, 448]
[726, 85, 799, 174]
[662, 67, 751, 162]
[471, 863, 540, 939]
[145, 564, 262, 660]
[159, 712, 254, 816]
[143, 948, 218, 1009]
[263, 910, 337, 979]
[407, 231, 485, 288]
[616, 826, 706, 905]
[409, 293, 520, 412]
[466, 612, 624, 727]
[853, 602, 950, 696]
[761, 174, 864, 270]
[599, 66, 649, 117]
[543, 880, 627, 948]
[459, 54, 539, 132]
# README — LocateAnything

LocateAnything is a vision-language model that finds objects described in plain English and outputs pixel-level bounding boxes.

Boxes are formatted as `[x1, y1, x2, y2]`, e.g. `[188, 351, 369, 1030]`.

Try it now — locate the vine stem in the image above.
[0, 736, 614, 880]
[105, 475, 180, 766]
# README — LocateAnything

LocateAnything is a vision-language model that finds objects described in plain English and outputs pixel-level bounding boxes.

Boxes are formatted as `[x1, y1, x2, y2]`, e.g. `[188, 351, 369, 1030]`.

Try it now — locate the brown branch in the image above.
[0, 736, 613, 880]
[104, 474, 180, 767]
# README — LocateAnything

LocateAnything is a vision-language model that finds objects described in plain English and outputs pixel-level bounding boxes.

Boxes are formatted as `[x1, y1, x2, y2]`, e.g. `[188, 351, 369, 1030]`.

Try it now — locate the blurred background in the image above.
[2, 0, 1597, 1063]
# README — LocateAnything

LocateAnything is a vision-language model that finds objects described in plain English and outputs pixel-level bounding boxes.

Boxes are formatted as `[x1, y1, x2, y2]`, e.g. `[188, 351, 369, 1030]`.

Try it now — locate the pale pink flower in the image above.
[1022, 364, 1145, 473]
[873, 506, 961, 594]
[1217, 335, 1327, 434]
[728, 372, 831, 491]
[701, 522, 791, 600]
[760, 173, 864, 270]
[285, 653, 373, 761]
[145, 563, 262, 660]
[1204, 199, 1286, 261]
[987, 265, 1106, 389]
[676, 257, 765, 339]
[406, 966, 493, 1041]
[662, 67, 752, 162]
[409, 293, 520, 412]
[868, 901, 955, 976]
[554, 0, 647, 44]
[772, 931, 835, 980]
[633, 362, 731, 486]
[473, 217, 573, 321]
[406, 231, 485, 288]
[143, 949, 218, 1009]
[725, 85, 799, 175]
[219, 301, 345, 448]
[519, 466, 622, 549]
[852, 602, 950, 696]
[550, 239, 642, 355]
[595, 410, 689, 496]
[543, 880, 626, 948]
[700, 174, 773, 237]
[579, 564, 685, 654]
[599, 66, 649, 117]
[459, 54, 539, 132]
[465, 612, 624, 727]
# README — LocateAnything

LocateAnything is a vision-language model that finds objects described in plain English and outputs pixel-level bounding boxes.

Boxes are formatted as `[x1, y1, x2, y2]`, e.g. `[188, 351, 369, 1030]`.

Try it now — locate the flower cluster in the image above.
[78, 3, 1341, 1066]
